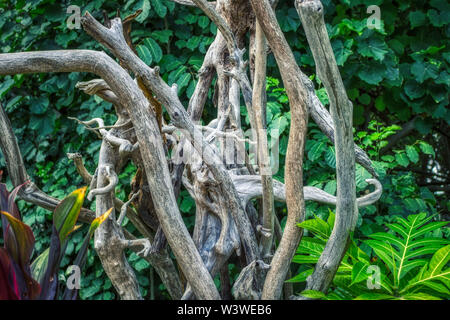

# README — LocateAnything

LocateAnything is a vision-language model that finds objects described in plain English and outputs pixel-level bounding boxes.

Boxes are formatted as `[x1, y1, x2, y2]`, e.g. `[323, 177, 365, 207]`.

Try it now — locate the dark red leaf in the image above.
[0, 248, 20, 300]
[0, 211, 40, 299]
[38, 226, 61, 300]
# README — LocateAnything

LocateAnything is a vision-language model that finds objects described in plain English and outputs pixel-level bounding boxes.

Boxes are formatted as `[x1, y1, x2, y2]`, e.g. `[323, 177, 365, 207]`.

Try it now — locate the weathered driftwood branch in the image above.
[80, 13, 259, 268]
[88, 164, 118, 201]
[80, 17, 222, 299]
[168, 0, 216, 7]
[192, 0, 256, 132]
[249, 0, 309, 300]
[252, 20, 274, 260]
[170, 33, 222, 201]
[67, 152, 152, 240]
[117, 191, 140, 226]
[0, 102, 95, 223]
[249, 9, 375, 179]
[250, 0, 382, 299]
[0, 49, 218, 300]
[191, 0, 237, 54]
[67, 152, 183, 299]
[232, 174, 381, 208]
[93, 118, 142, 299]
[0, 0, 385, 300]
[121, 228, 183, 299]
[74, 75, 176, 299]
[296, 0, 361, 293]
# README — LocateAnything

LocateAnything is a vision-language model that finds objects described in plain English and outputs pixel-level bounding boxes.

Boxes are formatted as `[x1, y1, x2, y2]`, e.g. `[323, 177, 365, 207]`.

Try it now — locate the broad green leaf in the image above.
[418, 141, 435, 157]
[420, 280, 450, 296]
[338, 18, 365, 35]
[300, 290, 327, 299]
[198, 16, 209, 29]
[136, 45, 152, 65]
[186, 36, 202, 51]
[144, 37, 163, 63]
[395, 152, 409, 167]
[400, 292, 441, 300]
[364, 240, 398, 281]
[296, 238, 326, 257]
[403, 245, 450, 295]
[354, 293, 394, 300]
[369, 232, 405, 249]
[53, 186, 87, 245]
[168, 65, 187, 85]
[292, 255, 320, 264]
[324, 180, 336, 196]
[428, 245, 450, 275]
[405, 145, 419, 163]
[285, 268, 313, 283]
[180, 196, 194, 213]
[404, 80, 426, 99]
[135, 0, 151, 23]
[411, 61, 439, 83]
[325, 146, 336, 168]
[409, 11, 427, 28]
[271, 116, 289, 135]
[0, 78, 14, 98]
[357, 37, 388, 61]
[327, 210, 336, 229]
[410, 221, 449, 239]
[176, 73, 191, 92]
[298, 217, 330, 239]
[1, 210, 35, 269]
[355, 164, 371, 188]
[151, 0, 167, 18]
[31, 247, 49, 284]
[367, 213, 449, 291]
[151, 30, 172, 44]
[332, 39, 353, 66]
[307, 140, 326, 162]
[357, 63, 385, 85]
[351, 261, 369, 285]
[428, 9, 448, 27]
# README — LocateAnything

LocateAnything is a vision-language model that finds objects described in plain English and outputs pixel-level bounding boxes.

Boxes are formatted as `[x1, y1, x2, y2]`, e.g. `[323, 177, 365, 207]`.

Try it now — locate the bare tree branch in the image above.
[67, 152, 183, 299]
[295, 0, 377, 293]
[168, 0, 216, 7]
[0, 102, 95, 223]
[232, 174, 382, 208]
[252, 20, 274, 260]
[80, 13, 259, 267]
[249, 0, 309, 300]
[0, 49, 219, 300]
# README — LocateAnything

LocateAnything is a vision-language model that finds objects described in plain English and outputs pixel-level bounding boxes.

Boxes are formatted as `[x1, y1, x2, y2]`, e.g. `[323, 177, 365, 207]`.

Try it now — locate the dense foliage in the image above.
[0, 0, 448, 299]
[289, 212, 450, 299]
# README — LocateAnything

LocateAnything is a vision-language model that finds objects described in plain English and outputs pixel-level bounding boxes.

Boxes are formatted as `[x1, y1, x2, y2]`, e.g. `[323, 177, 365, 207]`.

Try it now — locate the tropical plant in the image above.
[290, 211, 450, 300]
[0, 0, 448, 301]
[0, 178, 112, 300]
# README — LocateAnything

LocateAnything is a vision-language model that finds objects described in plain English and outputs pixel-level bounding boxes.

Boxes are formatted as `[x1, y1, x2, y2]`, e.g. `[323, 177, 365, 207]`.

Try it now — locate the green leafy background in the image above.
[0, 0, 448, 299]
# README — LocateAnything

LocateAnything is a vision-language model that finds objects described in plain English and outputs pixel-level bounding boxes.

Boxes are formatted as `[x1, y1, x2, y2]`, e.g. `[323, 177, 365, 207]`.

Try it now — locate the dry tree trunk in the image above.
[248, 0, 309, 300]
[0, 0, 383, 300]
[296, 0, 357, 294]
[252, 20, 275, 261]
